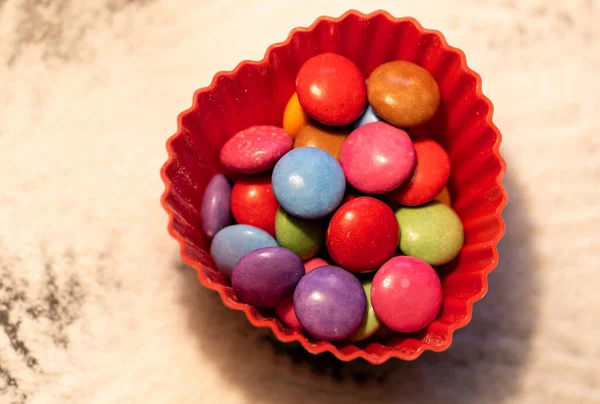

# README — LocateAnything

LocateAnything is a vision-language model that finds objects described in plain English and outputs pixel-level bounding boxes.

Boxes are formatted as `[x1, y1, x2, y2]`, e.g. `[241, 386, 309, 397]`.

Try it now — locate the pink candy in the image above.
[371, 256, 442, 333]
[303, 257, 329, 273]
[220, 125, 292, 174]
[275, 297, 302, 328]
[340, 122, 415, 194]
[275, 257, 329, 328]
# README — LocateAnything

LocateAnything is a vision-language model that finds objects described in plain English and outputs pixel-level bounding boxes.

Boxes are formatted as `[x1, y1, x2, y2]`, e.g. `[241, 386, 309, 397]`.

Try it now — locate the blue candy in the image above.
[352, 104, 382, 128]
[272, 147, 346, 219]
[210, 224, 278, 278]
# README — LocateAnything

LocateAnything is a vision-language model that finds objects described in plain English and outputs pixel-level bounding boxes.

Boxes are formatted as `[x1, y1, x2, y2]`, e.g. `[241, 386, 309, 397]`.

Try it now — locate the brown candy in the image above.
[367, 61, 440, 127]
[294, 124, 351, 161]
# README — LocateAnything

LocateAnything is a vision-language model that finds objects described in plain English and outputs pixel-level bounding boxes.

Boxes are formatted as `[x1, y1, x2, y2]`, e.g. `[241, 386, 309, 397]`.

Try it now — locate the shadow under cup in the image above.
[161, 10, 507, 364]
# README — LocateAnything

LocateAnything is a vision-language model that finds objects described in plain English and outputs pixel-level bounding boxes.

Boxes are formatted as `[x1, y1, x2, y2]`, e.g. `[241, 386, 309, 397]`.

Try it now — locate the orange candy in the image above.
[434, 186, 452, 206]
[283, 92, 310, 137]
[294, 124, 350, 161]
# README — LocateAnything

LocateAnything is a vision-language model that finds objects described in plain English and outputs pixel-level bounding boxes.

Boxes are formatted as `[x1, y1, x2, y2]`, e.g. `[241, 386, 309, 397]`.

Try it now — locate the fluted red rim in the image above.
[160, 9, 507, 364]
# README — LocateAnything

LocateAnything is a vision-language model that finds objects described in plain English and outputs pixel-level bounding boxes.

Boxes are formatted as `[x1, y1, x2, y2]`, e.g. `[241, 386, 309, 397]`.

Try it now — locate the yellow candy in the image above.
[283, 92, 310, 138]
[434, 186, 452, 206]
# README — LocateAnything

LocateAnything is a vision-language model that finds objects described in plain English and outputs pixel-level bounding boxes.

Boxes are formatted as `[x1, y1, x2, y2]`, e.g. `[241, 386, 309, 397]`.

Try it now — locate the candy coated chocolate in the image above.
[231, 174, 279, 236]
[272, 147, 346, 219]
[326, 197, 399, 273]
[352, 104, 382, 128]
[395, 202, 464, 266]
[303, 257, 329, 273]
[340, 122, 416, 194]
[274, 208, 323, 260]
[210, 224, 278, 278]
[293, 266, 366, 341]
[283, 92, 311, 138]
[349, 279, 381, 342]
[201, 174, 232, 239]
[275, 297, 302, 328]
[296, 53, 367, 126]
[368, 60, 440, 127]
[434, 186, 452, 206]
[220, 125, 292, 174]
[386, 138, 450, 206]
[232, 247, 304, 307]
[294, 124, 350, 161]
[371, 256, 443, 333]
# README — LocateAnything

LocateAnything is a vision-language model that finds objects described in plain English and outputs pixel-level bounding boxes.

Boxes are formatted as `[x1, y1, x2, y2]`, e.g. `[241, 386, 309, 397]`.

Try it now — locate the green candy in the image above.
[395, 202, 464, 266]
[349, 279, 381, 342]
[274, 208, 324, 260]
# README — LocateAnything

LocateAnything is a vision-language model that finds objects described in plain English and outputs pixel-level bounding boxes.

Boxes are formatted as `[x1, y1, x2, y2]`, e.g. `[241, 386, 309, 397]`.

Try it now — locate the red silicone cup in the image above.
[161, 10, 507, 364]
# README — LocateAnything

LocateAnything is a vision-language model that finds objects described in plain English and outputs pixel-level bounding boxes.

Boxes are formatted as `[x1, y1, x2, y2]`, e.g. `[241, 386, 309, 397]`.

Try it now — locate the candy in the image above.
[340, 122, 416, 194]
[274, 208, 323, 260]
[231, 174, 279, 236]
[434, 186, 452, 206]
[352, 104, 382, 128]
[293, 266, 366, 341]
[371, 256, 443, 333]
[296, 53, 366, 126]
[349, 279, 381, 342]
[210, 224, 278, 278]
[232, 247, 304, 307]
[272, 147, 346, 219]
[201, 174, 232, 239]
[386, 138, 450, 206]
[220, 125, 292, 174]
[283, 92, 310, 137]
[303, 257, 329, 273]
[294, 123, 350, 161]
[395, 202, 464, 266]
[367, 60, 440, 127]
[204, 54, 469, 345]
[275, 297, 302, 328]
[327, 197, 399, 273]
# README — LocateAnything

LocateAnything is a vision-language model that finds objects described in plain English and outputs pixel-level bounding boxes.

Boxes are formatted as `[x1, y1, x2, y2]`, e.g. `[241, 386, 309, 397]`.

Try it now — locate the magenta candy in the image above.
[232, 247, 304, 308]
[220, 125, 293, 174]
[371, 256, 443, 333]
[293, 266, 366, 341]
[201, 174, 232, 239]
[340, 122, 416, 194]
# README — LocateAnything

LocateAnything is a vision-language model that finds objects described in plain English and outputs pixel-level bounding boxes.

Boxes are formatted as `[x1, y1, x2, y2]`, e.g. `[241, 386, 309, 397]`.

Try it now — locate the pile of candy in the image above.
[201, 53, 464, 342]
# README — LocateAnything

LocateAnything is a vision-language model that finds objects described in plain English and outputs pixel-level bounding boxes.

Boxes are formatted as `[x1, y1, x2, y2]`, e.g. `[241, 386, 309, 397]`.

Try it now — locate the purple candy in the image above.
[232, 247, 304, 308]
[201, 174, 232, 239]
[293, 266, 366, 341]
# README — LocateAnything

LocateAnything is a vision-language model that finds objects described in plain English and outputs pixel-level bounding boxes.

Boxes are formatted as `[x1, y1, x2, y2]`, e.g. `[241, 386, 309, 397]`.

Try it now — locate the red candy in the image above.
[371, 256, 443, 333]
[340, 193, 359, 205]
[231, 174, 279, 236]
[386, 138, 450, 206]
[296, 53, 367, 126]
[326, 197, 399, 273]
[275, 297, 302, 329]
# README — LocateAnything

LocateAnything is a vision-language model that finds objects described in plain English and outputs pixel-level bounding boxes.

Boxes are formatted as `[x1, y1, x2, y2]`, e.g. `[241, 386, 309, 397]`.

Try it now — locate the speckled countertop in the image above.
[1, 1, 599, 403]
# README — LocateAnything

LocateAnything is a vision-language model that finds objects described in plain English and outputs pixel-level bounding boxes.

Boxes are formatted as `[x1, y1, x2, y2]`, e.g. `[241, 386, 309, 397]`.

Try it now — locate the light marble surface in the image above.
[1, 0, 599, 403]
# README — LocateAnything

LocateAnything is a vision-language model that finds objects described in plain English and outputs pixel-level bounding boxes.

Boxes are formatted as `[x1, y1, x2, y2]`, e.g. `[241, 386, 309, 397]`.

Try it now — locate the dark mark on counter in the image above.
[0, 247, 88, 402]
[2, 0, 156, 66]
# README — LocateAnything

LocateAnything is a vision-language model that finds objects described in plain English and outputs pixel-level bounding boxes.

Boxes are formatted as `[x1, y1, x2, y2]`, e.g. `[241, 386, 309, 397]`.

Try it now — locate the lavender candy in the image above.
[201, 174, 232, 240]
[293, 266, 366, 341]
[232, 247, 304, 308]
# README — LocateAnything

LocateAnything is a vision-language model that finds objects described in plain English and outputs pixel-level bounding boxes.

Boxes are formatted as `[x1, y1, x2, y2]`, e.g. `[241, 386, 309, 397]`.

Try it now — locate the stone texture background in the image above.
[1, 0, 599, 403]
